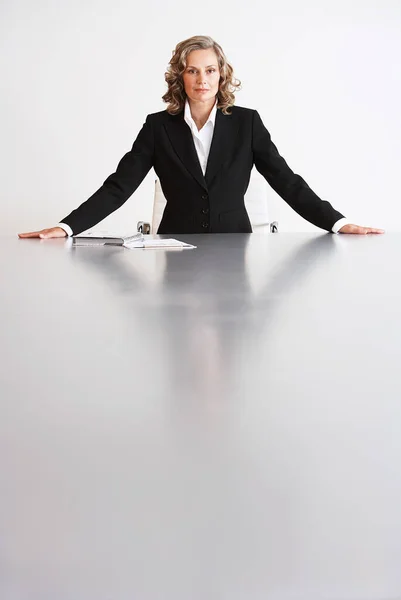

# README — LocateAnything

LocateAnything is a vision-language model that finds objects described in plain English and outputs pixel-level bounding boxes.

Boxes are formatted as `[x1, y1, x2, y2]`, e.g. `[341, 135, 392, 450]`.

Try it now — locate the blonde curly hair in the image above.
[162, 35, 241, 115]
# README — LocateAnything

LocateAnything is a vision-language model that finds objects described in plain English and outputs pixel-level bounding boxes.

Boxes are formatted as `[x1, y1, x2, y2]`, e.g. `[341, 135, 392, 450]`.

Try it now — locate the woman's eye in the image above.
[186, 69, 215, 74]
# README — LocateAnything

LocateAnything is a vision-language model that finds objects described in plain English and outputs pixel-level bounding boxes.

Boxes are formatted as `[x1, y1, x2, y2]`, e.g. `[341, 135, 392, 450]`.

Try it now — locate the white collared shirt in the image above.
[183, 98, 217, 176]
[58, 101, 349, 235]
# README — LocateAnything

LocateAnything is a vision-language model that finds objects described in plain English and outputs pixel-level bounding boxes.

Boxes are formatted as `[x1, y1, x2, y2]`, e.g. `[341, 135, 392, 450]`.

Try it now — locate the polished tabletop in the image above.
[1, 232, 401, 599]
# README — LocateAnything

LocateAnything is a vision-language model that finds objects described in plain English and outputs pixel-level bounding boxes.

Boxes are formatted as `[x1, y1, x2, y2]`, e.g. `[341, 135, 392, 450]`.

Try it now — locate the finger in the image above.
[353, 226, 384, 235]
[357, 227, 384, 234]
[18, 231, 43, 238]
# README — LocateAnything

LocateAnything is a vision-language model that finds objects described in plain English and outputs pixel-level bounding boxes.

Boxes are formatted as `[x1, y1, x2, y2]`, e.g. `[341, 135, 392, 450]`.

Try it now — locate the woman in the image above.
[19, 35, 384, 239]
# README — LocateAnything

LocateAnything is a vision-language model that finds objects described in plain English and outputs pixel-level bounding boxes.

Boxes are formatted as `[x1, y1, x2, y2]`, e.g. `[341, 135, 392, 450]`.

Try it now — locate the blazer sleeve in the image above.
[252, 110, 345, 231]
[59, 115, 154, 235]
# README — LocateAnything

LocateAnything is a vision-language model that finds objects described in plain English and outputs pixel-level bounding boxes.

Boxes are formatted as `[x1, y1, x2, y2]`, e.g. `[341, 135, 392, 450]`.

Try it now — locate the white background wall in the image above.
[1, 0, 400, 235]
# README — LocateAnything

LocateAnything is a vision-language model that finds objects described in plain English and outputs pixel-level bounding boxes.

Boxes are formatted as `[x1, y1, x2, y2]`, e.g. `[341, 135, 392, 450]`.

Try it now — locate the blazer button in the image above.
[201, 194, 208, 200]
[201, 221, 209, 228]
[201, 207, 209, 214]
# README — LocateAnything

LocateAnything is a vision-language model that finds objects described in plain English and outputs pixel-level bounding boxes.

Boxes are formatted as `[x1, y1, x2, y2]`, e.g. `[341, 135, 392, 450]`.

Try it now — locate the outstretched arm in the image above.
[18, 115, 154, 238]
[252, 110, 384, 234]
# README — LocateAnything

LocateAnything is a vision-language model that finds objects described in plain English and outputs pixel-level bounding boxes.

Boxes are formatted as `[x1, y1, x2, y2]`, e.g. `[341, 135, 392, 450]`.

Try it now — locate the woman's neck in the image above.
[188, 98, 216, 131]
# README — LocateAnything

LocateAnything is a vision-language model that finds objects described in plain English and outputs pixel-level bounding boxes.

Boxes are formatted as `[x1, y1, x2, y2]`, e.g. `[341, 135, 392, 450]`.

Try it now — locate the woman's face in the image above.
[182, 49, 220, 105]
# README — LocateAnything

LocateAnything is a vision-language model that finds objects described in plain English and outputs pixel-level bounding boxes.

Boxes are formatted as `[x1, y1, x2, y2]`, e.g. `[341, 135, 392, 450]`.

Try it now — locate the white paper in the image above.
[123, 238, 196, 249]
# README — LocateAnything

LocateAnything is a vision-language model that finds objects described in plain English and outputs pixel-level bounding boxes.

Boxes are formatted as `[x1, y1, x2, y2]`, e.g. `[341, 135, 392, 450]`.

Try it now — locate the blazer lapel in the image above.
[164, 113, 207, 191]
[205, 108, 239, 186]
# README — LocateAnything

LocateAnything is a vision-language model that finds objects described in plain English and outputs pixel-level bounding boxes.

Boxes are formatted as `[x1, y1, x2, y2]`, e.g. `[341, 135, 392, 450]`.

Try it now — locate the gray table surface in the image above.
[1, 232, 401, 600]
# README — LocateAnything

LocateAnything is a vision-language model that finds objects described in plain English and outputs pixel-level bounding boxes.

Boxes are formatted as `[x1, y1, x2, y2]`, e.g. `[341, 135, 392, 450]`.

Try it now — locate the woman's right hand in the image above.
[18, 227, 68, 239]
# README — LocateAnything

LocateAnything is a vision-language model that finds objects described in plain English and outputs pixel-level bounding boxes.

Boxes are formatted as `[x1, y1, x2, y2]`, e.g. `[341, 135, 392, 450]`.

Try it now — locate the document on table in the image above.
[72, 231, 144, 246]
[123, 238, 196, 250]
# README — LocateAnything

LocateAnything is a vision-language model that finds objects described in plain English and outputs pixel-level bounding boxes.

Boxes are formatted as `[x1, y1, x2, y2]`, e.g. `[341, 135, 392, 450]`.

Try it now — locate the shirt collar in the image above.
[184, 98, 218, 131]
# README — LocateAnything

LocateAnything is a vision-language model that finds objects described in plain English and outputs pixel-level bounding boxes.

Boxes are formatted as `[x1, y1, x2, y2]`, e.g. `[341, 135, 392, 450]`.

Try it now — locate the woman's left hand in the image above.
[338, 224, 385, 234]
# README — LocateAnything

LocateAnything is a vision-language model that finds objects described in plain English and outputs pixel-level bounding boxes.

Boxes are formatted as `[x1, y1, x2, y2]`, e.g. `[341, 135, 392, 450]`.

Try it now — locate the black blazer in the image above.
[60, 106, 345, 235]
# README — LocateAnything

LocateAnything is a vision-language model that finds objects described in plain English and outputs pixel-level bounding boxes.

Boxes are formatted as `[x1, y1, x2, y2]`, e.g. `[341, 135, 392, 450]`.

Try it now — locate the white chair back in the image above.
[150, 170, 275, 233]
[152, 179, 167, 234]
[244, 170, 270, 232]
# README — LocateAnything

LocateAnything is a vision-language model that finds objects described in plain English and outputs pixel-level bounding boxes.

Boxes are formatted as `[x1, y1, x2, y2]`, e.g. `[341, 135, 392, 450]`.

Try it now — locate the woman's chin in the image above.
[189, 93, 215, 103]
